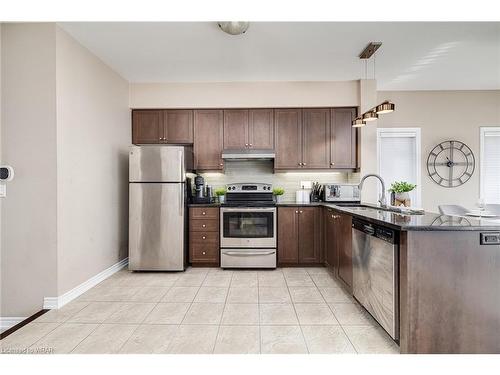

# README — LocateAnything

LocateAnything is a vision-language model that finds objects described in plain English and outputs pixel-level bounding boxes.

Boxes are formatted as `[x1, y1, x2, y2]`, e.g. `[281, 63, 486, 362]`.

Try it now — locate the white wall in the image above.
[1, 24, 129, 319]
[55, 27, 130, 295]
[376, 90, 500, 212]
[130, 81, 360, 108]
[1, 23, 59, 317]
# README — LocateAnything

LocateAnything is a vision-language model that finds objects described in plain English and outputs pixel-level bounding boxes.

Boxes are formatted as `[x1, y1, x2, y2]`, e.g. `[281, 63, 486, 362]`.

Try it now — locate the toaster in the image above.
[323, 184, 361, 202]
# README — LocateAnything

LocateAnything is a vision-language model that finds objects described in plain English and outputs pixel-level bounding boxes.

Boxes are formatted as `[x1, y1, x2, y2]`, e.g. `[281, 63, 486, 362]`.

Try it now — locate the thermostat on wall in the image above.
[0, 166, 14, 181]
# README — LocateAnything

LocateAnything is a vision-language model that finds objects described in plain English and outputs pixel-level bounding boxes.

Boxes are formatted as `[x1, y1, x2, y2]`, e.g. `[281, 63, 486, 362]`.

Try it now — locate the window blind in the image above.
[378, 129, 420, 206]
[481, 128, 500, 204]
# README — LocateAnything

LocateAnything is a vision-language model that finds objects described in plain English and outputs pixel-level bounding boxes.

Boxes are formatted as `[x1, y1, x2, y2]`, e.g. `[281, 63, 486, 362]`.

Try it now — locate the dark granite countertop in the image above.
[277, 201, 500, 231]
[189, 201, 500, 231]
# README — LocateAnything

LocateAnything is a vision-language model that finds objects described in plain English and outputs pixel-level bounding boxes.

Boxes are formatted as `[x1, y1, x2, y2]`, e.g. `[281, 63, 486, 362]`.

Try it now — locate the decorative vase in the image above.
[218, 195, 225, 204]
[275, 195, 283, 203]
[394, 192, 411, 207]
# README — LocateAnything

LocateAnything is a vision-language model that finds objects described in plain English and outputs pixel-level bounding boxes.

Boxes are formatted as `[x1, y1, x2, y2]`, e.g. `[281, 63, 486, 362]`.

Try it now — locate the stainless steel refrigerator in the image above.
[129, 145, 193, 271]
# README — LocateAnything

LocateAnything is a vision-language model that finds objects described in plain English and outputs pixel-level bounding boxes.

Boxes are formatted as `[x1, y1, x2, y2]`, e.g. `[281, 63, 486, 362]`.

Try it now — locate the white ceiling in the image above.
[60, 22, 500, 90]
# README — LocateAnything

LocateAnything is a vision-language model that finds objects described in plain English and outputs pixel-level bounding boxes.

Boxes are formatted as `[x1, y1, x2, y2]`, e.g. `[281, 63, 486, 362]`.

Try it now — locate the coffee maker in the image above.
[193, 175, 211, 204]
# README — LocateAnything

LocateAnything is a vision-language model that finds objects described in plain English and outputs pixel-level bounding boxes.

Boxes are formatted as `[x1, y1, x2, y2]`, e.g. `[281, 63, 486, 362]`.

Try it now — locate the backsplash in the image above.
[197, 160, 350, 201]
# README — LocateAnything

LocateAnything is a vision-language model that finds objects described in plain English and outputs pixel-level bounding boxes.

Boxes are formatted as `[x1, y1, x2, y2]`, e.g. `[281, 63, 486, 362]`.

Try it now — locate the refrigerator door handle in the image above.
[180, 150, 184, 181]
[180, 185, 183, 216]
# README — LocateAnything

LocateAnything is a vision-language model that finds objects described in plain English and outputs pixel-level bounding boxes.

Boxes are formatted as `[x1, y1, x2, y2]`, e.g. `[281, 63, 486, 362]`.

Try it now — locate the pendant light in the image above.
[362, 111, 378, 122]
[352, 117, 366, 127]
[353, 42, 396, 127]
[376, 101, 395, 114]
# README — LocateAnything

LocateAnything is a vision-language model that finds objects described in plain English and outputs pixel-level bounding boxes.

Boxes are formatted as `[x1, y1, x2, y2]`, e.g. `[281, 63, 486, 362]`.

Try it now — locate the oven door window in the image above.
[223, 212, 274, 238]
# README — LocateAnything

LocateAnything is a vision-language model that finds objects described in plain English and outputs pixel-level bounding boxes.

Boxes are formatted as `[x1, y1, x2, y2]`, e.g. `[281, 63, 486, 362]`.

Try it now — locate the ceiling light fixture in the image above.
[353, 42, 396, 128]
[362, 111, 379, 122]
[352, 118, 366, 128]
[376, 101, 395, 114]
[217, 22, 249, 35]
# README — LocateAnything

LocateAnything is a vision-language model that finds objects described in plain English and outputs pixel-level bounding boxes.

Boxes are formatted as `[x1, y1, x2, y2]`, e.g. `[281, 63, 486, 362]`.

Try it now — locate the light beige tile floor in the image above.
[1, 267, 399, 354]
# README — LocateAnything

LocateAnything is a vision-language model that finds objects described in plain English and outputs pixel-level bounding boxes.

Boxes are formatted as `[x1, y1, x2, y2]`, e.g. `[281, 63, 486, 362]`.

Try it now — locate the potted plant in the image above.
[389, 181, 416, 207]
[215, 187, 226, 204]
[273, 187, 285, 203]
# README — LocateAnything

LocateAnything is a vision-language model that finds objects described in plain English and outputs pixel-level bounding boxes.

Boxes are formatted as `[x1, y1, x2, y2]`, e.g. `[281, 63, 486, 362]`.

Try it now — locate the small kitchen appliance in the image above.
[220, 183, 276, 269]
[192, 174, 211, 204]
[323, 184, 361, 202]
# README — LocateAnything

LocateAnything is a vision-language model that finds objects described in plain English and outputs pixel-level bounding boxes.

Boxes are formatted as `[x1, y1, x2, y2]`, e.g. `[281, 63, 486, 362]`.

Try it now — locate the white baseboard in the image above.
[43, 257, 128, 310]
[1, 317, 27, 333]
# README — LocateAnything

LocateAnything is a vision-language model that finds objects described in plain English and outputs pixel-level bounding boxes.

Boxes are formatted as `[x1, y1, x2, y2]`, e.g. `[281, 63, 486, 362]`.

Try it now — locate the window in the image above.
[377, 128, 421, 207]
[480, 127, 500, 204]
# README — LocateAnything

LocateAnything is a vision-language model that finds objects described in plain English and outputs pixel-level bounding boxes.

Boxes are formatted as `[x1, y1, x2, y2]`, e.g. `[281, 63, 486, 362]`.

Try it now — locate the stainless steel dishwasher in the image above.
[352, 219, 399, 340]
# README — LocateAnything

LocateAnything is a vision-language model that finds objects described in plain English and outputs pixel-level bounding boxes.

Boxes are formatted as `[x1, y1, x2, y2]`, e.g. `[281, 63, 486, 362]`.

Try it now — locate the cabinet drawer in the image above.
[190, 219, 219, 232]
[190, 231, 219, 245]
[190, 243, 219, 263]
[190, 207, 219, 219]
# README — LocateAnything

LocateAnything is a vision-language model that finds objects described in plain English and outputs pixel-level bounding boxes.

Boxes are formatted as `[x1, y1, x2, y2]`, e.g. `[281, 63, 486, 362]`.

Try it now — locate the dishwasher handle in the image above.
[353, 219, 375, 235]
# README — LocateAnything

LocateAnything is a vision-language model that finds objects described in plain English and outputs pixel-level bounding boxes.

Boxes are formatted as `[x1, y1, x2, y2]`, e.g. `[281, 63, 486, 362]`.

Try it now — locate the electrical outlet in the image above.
[0, 184, 6, 198]
[300, 180, 312, 189]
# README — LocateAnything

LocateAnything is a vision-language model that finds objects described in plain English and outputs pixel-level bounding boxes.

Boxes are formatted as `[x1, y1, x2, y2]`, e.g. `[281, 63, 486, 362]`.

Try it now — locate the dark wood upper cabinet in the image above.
[132, 110, 163, 144]
[337, 212, 353, 291]
[164, 110, 193, 144]
[298, 207, 322, 264]
[249, 109, 274, 149]
[274, 109, 302, 169]
[277, 207, 299, 264]
[194, 110, 224, 170]
[302, 108, 331, 169]
[223, 109, 249, 150]
[331, 108, 357, 169]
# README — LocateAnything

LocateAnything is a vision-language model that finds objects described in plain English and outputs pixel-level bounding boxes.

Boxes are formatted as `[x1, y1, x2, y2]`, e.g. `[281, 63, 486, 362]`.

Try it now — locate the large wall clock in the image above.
[426, 140, 475, 188]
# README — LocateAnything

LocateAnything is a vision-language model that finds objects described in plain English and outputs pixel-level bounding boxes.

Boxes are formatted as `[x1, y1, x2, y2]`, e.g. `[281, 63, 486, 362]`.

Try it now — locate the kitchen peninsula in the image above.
[189, 199, 500, 354]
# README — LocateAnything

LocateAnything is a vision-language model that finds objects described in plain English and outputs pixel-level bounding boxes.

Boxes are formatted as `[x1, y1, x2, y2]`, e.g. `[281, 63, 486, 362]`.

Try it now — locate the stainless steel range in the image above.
[220, 183, 276, 269]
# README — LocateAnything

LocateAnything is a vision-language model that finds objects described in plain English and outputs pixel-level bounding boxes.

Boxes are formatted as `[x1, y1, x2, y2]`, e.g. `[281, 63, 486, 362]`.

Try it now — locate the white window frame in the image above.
[479, 126, 500, 203]
[377, 128, 422, 207]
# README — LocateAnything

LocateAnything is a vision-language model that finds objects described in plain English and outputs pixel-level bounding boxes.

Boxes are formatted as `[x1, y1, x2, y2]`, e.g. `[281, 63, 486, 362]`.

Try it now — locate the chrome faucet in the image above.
[358, 174, 388, 208]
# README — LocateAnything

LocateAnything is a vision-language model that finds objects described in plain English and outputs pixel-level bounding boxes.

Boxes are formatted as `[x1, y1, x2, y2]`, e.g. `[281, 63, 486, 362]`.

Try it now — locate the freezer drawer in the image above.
[129, 183, 186, 271]
[221, 248, 276, 269]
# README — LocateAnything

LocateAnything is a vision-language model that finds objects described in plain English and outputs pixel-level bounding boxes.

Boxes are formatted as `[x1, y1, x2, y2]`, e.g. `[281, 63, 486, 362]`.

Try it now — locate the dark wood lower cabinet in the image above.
[324, 207, 338, 272]
[278, 206, 321, 265]
[298, 207, 322, 264]
[277, 207, 299, 264]
[189, 207, 219, 266]
[336, 212, 353, 291]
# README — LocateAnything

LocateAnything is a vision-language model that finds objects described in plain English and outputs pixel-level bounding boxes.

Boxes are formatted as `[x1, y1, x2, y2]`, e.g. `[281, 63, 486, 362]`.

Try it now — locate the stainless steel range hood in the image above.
[221, 149, 275, 160]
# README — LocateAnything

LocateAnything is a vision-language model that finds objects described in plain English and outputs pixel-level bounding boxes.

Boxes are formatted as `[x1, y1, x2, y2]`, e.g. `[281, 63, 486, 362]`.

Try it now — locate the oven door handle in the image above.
[223, 251, 276, 256]
[221, 207, 276, 212]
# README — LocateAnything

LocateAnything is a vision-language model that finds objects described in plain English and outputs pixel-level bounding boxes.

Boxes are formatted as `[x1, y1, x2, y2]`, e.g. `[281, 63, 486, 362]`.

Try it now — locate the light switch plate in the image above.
[0, 184, 6, 198]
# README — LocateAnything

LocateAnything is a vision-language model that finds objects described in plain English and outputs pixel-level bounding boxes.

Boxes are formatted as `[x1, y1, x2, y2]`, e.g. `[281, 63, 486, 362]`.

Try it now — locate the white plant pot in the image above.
[275, 195, 283, 203]
[394, 192, 411, 207]
[218, 195, 225, 204]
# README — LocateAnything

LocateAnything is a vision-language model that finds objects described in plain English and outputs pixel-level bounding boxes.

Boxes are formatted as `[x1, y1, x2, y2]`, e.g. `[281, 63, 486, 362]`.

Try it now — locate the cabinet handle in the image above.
[202, 224, 206, 228]
[302, 162, 307, 166]
[202, 251, 206, 255]
[202, 211, 206, 215]
[202, 236, 206, 239]
[331, 162, 335, 166]
[219, 163, 224, 166]
[299, 210, 303, 213]
[249, 143, 252, 147]
[295, 210, 299, 214]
